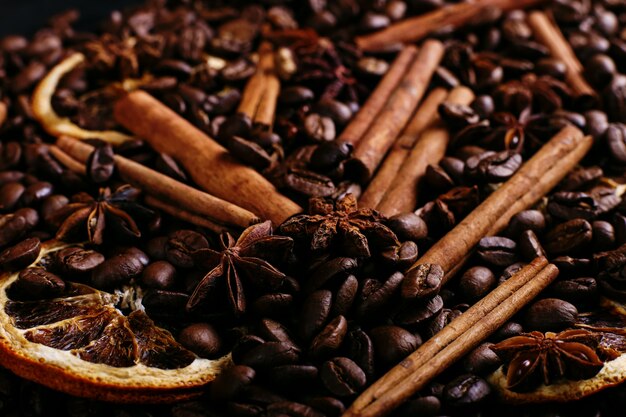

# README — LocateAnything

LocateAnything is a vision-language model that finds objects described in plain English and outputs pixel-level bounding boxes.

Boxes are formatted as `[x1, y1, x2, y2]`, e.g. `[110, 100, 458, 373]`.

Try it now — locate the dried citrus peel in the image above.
[0, 241, 231, 403]
[31, 52, 134, 145]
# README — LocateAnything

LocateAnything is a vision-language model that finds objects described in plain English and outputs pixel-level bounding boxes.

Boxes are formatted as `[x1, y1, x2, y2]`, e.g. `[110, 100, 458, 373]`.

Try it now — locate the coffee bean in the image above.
[210, 365, 256, 402]
[0, 182, 25, 212]
[145, 236, 168, 260]
[258, 319, 299, 350]
[370, 325, 419, 366]
[443, 374, 491, 406]
[306, 396, 345, 417]
[386, 213, 428, 242]
[304, 114, 336, 142]
[231, 335, 266, 365]
[252, 293, 294, 318]
[536, 58, 567, 79]
[20, 182, 53, 208]
[10, 267, 65, 300]
[300, 290, 332, 341]
[592, 220, 615, 250]
[498, 262, 526, 284]
[306, 257, 357, 292]
[425, 164, 455, 190]
[178, 323, 222, 358]
[548, 191, 597, 220]
[518, 230, 546, 261]
[380, 241, 418, 269]
[426, 308, 461, 338]
[346, 329, 375, 380]
[141, 260, 177, 290]
[544, 218, 593, 255]
[310, 315, 348, 358]
[268, 365, 319, 393]
[279, 86, 315, 105]
[465, 150, 522, 182]
[166, 230, 209, 268]
[309, 141, 352, 173]
[313, 99, 352, 127]
[477, 236, 518, 267]
[0, 237, 40, 271]
[505, 210, 546, 238]
[11, 61, 47, 93]
[492, 321, 523, 342]
[584, 110, 609, 141]
[458, 266, 496, 302]
[266, 401, 324, 417]
[355, 272, 404, 320]
[551, 277, 598, 304]
[87, 145, 115, 184]
[462, 343, 501, 375]
[332, 275, 358, 317]
[394, 295, 444, 326]
[560, 166, 603, 192]
[524, 298, 578, 332]
[397, 396, 441, 417]
[239, 342, 300, 369]
[91, 253, 145, 289]
[320, 357, 366, 397]
[584, 54, 616, 88]
[401, 263, 443, 300]
[41, 195, 68, 224]
[55, 247, 104, 276]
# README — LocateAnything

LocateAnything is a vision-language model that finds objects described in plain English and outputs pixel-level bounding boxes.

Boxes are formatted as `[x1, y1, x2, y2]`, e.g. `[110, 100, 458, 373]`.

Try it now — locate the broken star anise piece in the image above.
[491, 329, 604, 392]
[187, 221, 293, 317]
[279, 194, 400, 258]
[50, 185, 148, 245]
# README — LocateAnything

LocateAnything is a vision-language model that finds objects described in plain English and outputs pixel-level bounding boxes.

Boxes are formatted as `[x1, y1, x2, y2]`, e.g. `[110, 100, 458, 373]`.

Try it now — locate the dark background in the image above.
[0, 0, 143, 36]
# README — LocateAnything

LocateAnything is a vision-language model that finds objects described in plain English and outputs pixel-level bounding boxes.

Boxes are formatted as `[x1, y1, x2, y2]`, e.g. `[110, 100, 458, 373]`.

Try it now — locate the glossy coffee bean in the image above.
[370, 325, 419, 366]
[477, 236, 518, 266]
[492, 322, 523, 342]
[179, 323, 222, 358]
[592, 220, 615, 250]
[518, 230, 546, 261]
[0, 237, 40, 271]
[458, 266, 495, 302]
[397, 395, 441, 417]
[355, 273, 404, 320]
[332, 275, 358, 317]
[505, 210, 546, 238]
[544, 218, 592, 255]
[380, 241, 419, 270]
[268, 365, 318, 392]
[299, 290, 332, 341]
[0, 182, 25, 212]
[252, 293, 294, 318]
[258, 319, 299, 349]
[11, 267, 65, 300]
[40, 195, 68, 223]
[386, 213, 428, 242]
[266, 401, 324, 417]
[166, 230, 209, 268]
[210, 365, 256, 402]
[320, 357, 366, 397]
[91, 253, 145, 289]
[401, 263, 443, 300]
[443, 374, 491, 406]
[394, 295, 444, 326]
[55, 247, 105, 276]
[310, 315, 348, 358]
[551, 277, 598, 304]
[524, 298, 578, 332]
[141, 260, 177, 290]
[307, 396, 345, 417]
[346, 329, 375, 380]
[240, 342, 300, 370]
[462, 343, 501, 375]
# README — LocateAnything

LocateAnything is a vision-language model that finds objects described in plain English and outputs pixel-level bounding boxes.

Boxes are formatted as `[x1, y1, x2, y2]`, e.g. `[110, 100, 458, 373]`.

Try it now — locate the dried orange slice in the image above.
[31, 53, 134, 145]
[0, 240, 230, 403]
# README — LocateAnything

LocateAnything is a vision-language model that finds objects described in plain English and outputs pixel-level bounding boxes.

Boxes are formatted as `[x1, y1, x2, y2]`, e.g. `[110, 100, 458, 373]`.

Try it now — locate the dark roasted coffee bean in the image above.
[252, 293, 293, 318]
[551, 277, 598, 304]
[459, 266, 496, 302]
[548, 191, 597, 220]
[231, 335, 266, 365]
[560, 166, 603, 191]
[470, 95, 495, 119]
[584, 110, 609, 141]
[300, 290, 332, 341]
[118, 246, 149, 266]
[332, 275, 358, 317]
[178, 323, 222, 358]
[225, 401, 263, 417]
[268, 365, 319, 392]
[306, 257, 358, 292]
[380, 241, 418, 269]
[141, 260, 177, 290]
[55, 247, 104, 276]
[11, 61, 46, 93]
[346, 329, 375, 380]
[544, 218, 592, 255]
[210, 365, 256, 402]
[524, 298, 578, 332]
[425, 164, 455, 190]
[279, 86, 315, 105]
[0, 182, 25, 212]
[604, 77, 626, 122]
[320, 357, 366, 397]
[266, 401, 324, 417]
[307, 396, 345, 417]
[91, 253, 144, 289]
[592, 220, 615, 251]
[258, 319, 299, 349]
[309, 141, 351, 172]
[492, 321, 523, 342]
[218, 113, 252, 143]
[465, 150, 522, 183]
[370, 325, 419, 366]
[401, 263, 443, 300]
[166, 230, 209, 268]
[355, 272, 404, 320]
[304, 114, 336, 142]
[310, 315, 348, 358]
[443, 374, 491, 406]
[239, 342, 300, 369]
[313, 99, 352, 127]
[536, 58, 567, 79]
[359, 12, 390, 31]
[552, 255, 592, 276]
[426, 308, 461, 338]
[505, 210, 546, 238]
[357, 56, 389, 77]
[20, 182, 53, 208]
[87, 145, 115, 184]
[518, 230, 546, 261]
[386, 213, 428, 243]
[397, 395, 441, 417]
[395, 295, 444, 326]
[41, 195, 69, 224]
[498, 262, 526, 284]
[0, 237, 40, 271]
[477, 236, 518, 267]
[145, 236, 168, 261]
[584, 54, 616, 88]
[10, 267, 65, 300]
[606, 123, 626, 163]
[463, 343, 501, 375]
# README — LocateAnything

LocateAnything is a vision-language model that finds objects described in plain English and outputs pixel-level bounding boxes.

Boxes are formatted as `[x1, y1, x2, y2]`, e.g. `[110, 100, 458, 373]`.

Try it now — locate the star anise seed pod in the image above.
[187, 221, 293, 317]
[491, 329, 604, 392]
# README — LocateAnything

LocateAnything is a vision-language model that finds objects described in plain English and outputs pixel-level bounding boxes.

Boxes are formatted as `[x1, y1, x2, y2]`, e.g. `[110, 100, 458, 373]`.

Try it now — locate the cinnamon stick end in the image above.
[344, 158, 374, 185]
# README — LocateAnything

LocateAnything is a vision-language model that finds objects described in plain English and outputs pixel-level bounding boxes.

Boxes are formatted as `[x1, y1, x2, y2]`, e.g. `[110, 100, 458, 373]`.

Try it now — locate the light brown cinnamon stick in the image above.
[375, 86, 474, 216]
[49, 145, 86, 175]
[143, 195, 231, 234]
[413, 125, 586, 283]
[349, 39, 444, 183]
[346, 261, 559, 417]
[358, 87, 448, 209]
[238, 42, 274, 120]
[338, 46, 418, 146]
[56, 135, 261, 229]
[528, 11, 596, 102]
[355, 0, 547, 52]
[113, 90, 302, 225]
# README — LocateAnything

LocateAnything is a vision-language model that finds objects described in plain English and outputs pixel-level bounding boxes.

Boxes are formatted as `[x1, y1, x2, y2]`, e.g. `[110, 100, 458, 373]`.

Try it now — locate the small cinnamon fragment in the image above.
[144, 195, 231, 234]
[358, 87, 448, 209]
[375, 86, 475, 216]
[349, 39, 444, 183]
[49, 145, 86, 175]
[0, 101, 7, 128]
[114, 90, 302, 225]
[355, 0, 547, 52]
[338, 46, 418, 146]
[528, 11, 596, 102]
[347, 260, 559, 417]
[56, 136, 261, 229]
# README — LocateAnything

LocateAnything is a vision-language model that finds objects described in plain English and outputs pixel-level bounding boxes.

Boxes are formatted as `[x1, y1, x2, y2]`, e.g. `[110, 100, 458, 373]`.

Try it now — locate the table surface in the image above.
[0, 0, 143, 36]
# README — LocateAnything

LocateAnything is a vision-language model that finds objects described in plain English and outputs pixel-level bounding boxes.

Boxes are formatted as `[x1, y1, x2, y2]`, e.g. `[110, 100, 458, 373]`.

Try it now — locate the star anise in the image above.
[279, 194, 400, 258]
[491, 329, 604, 392]
[50, 184, 147, 245]
[187, 221, 293, 316]
[494, 73, 572, 116]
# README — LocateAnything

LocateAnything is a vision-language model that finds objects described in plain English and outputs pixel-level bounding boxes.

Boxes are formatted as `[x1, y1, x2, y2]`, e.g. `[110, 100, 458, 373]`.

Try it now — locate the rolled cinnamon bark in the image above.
[238, 42, 274, 120]
[358, 87, 448, 210]
[338, 45, 418, 146]
[113, 90, 302, 225]
[348, 40, 444, 183]
[375, 86, 474, 216]
[56, 136, 262, 229]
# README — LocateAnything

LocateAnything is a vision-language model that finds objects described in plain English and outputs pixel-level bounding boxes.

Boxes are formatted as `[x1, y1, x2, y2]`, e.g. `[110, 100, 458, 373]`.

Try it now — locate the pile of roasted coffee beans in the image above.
[2, 0, 626, 416]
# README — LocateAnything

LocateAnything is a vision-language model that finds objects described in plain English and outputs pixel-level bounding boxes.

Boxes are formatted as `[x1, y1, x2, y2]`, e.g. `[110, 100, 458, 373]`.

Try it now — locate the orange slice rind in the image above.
[31, 53, 134, 145]
[0, 240, 231, 403]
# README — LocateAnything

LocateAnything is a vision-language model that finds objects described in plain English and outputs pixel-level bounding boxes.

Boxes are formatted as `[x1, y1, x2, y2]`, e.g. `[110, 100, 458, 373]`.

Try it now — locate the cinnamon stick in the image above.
[113, 90, 302, 225]
[338, 46, 418, 146]
[49, 145, 86, 175]
[528, 11, 596, 102]
[355, 0, 547, 52]
[143, 195, 231, 234]
[413, 125, 587, 283]
[347, 261, 559, 417]
[56, 135, 261, 229]
[358, 87, 448, 209]
[238, 42, 274, 120]
[375, 86, 475, 216]
[349, 39, 444, 183]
